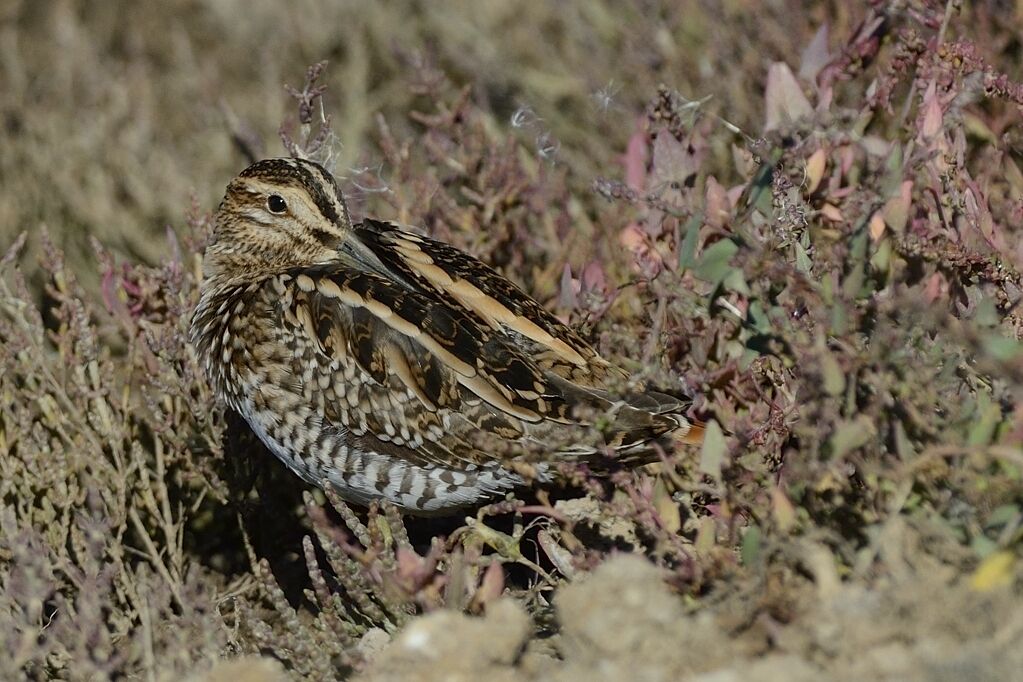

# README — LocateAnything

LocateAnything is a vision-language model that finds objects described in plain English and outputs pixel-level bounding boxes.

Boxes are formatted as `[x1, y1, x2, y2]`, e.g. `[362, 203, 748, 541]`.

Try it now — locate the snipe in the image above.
[190, 158, 703, 513]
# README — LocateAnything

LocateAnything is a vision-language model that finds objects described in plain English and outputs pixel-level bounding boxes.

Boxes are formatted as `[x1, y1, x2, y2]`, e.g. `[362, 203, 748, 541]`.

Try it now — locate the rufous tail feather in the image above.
[675, 420, 705, 446]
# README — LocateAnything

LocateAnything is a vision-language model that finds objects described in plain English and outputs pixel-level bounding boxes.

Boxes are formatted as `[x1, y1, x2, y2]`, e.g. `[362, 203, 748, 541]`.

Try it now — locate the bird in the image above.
[190, 157, 704, 514]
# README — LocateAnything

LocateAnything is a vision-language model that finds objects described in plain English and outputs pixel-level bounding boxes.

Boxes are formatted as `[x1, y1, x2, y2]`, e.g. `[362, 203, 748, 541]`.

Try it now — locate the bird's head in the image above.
[202, 158, 353, 282]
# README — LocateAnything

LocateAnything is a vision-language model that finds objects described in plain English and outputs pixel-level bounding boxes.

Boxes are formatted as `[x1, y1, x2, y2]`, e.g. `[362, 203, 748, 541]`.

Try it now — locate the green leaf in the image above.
[968, 393, 1000, 446]
[741, 525, 762, 566]
[973, 297, 999, 328]
[678, 216, 701, 269]
[694, 516, 716, 554]
[820, 350, 845, 397]
[986, 504, 1021, 529]
[742, 152, 779, 213]
[722, 268, 750, 296]
[983, 335, 1021, 362]
[694, 239, 738, 283]
[747, 301, 772, 333]
[880, 143, 904, 197]
[820, 273, 834, 306]
[970, 535, 999, 559]
[829, 416, 875, 459]
[894, 420, 915, 459]
[870, 236, 891, 272]
[794, 241, 813, 274]
[841, 229, 869, 300]
[841, 262, 865, 300]
[830, 303, 848, 336]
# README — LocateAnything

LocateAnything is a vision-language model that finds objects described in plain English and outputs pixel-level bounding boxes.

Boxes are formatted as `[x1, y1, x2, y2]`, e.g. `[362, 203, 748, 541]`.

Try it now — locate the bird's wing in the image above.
[352, 219, 623, 386]
[344, 221, 702, 450]
[278, 260, 579, 469]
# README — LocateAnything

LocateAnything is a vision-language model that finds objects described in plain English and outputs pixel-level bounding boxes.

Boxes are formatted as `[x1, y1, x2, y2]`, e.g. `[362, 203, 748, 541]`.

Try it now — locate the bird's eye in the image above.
[266, 194, 288, 214]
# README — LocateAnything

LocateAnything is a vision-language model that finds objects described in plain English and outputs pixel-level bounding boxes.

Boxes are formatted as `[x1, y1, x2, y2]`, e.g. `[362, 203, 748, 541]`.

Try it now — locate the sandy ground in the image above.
[200, 549, 1022, 682]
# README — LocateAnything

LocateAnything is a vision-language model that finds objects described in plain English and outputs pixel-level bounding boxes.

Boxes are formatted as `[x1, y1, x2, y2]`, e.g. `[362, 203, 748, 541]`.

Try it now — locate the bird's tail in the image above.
[546, 375, 706, 463]
[673, 419, 705, 446]
[603, 392, 706, 455]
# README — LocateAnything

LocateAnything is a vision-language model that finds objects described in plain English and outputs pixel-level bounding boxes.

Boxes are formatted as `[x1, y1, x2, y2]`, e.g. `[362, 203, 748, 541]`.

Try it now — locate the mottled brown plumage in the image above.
[190, 158, 703, 513]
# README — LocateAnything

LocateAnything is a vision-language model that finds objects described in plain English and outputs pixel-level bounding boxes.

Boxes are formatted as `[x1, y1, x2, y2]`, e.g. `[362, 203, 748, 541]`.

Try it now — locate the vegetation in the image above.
[2, 1, 1022, 679]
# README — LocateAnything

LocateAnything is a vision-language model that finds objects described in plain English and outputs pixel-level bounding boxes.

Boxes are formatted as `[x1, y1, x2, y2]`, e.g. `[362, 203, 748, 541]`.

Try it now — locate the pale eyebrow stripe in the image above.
[299, 160, 352, 229]
[239, 177, 342, 246]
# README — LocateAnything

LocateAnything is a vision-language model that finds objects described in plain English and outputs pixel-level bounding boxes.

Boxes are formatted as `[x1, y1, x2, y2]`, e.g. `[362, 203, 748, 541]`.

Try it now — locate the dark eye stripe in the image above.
[237, 158, 352, 229]
[291, 163, 342, 226]
[296, 160, 352, 229]
[310, 163, 352, 226]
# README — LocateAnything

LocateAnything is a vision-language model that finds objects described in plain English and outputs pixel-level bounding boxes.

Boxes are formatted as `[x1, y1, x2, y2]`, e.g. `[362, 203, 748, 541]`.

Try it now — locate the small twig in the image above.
[714, 296, 745, 321]
[641, 292, 668, 364]
[937, 0, 957, 45]
[128, 508, 185, 610]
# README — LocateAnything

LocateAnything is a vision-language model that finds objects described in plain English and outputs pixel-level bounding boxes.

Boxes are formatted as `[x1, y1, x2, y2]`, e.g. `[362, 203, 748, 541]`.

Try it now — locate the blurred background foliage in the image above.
[3, 0, 1023, 680]
[1, 0, 861, 283]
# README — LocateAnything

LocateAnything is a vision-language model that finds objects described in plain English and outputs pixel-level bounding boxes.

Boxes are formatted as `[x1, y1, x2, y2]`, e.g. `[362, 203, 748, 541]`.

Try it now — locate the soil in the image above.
[350, 553, 1020, 682]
